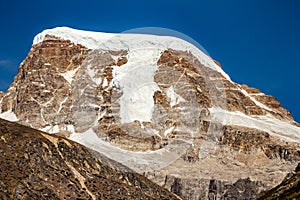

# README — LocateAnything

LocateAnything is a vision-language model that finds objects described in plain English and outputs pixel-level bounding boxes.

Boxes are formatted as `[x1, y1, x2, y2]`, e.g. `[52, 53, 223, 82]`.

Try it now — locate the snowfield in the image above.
[33, 26, 230, 79]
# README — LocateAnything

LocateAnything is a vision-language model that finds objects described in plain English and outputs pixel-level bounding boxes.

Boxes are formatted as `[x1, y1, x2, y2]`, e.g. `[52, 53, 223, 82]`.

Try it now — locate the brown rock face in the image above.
[0, 118, 182, 200]
[0, 35, 89, 128]
[220, 125, 300, 161]
[241, 84, 293, 121]
[0, 29, 299, 200]
[158, 50, 267, 116]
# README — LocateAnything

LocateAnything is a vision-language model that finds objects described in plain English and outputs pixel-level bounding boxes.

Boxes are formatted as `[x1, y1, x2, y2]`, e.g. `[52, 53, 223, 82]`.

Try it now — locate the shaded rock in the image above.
[257, 163, 300, 200]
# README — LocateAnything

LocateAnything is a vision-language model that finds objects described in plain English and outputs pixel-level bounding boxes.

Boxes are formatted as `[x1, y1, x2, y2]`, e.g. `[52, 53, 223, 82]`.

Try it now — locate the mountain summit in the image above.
[0, 27, 299, 199]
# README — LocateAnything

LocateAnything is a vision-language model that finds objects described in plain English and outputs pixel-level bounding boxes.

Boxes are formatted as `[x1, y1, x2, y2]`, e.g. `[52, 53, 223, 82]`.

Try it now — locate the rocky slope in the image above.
[0, 27, 299, 199]
[0, 118, 181, 199]
[257, 163, 300, 199]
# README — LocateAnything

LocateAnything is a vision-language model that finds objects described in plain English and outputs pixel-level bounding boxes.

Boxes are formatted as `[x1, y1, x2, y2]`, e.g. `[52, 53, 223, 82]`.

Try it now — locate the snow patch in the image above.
[102, 78, 108, 88]
[60, 67, 80, 85]
[40, 125, 52, 132]
[166, 86, 185, 107]
[164, 126, 175, 136]
[66, 125, 75, 134]
[209, 107, 300, 143]
[43, 125, 60, 134]
[87, 64, 101, 85]
[0, 110, 19, 122]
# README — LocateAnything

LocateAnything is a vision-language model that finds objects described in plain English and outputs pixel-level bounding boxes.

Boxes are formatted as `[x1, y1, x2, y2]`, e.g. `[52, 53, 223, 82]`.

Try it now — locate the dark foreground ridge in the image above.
[257, 163, 300, 200]
[0, 118, 182, 199]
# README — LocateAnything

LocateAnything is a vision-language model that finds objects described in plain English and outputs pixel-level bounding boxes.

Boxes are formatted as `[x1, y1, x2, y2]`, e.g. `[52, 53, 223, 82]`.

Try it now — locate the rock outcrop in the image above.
[0, 27, 299, 199]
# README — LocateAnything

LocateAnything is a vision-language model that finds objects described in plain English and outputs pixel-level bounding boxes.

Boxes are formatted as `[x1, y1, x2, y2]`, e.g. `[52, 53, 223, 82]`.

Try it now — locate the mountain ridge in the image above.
[0, 118, 182, 199]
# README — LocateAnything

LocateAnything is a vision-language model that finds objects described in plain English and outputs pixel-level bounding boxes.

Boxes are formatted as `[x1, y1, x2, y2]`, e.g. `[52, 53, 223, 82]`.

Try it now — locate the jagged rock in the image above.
[220, 125, 300, 161]
[0, 118, 182, 199]
[241, 84, 293, 121]
[143, 172, 265, 199]
[0, 27, 299, 199]
[171, 178, 183, 196]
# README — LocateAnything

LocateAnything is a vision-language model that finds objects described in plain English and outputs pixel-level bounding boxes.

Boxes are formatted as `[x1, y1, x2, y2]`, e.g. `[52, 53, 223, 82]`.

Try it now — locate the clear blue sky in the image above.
[0, 0, 299, 122]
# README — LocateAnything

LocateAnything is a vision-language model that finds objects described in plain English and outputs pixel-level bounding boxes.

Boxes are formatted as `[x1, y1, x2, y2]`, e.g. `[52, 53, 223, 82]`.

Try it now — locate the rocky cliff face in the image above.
[0, 118, 181, 199]
[0, 27, 299, 199]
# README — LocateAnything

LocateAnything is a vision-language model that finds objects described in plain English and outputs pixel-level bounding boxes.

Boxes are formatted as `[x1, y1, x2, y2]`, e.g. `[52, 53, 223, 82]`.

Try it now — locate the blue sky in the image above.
[0, 0, 299, 122]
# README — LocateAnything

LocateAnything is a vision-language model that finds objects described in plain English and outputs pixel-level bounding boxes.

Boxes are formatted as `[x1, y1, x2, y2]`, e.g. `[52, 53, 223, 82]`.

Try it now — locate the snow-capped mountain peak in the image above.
[0, 27, 299, 199]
